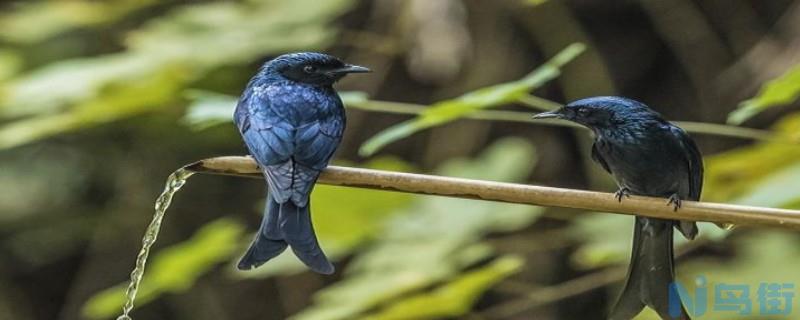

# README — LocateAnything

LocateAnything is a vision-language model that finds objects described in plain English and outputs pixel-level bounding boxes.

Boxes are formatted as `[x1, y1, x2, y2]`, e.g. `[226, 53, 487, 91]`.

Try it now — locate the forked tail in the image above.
[237, 193, 333, 274]
[609, 217, 690, 320]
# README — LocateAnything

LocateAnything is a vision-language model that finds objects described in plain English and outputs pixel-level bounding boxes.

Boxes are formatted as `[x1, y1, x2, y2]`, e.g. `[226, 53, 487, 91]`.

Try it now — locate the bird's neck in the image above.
[252, 76, 335, 93]
[593, 123, 640, 144]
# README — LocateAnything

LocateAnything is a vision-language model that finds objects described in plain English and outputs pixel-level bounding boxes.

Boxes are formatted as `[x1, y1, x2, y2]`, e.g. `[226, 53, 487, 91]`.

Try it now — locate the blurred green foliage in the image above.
[0, 1, 158, 43]
[81, 138, 541, 319]
[704, 113, 800, 203]
[0, 0, 356, 148]
[728, 64, 800, 124]
[358, 43, 585, 156]
[0, 1, 798, 320]
[636, 231, 800, 320]
[293, 138, 541, 320]
[363, 256, 524, 320]
[83, 218, 246, 319]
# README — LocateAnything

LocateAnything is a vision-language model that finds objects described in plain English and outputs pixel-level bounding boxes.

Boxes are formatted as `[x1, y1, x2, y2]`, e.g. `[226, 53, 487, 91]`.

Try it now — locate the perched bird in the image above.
[233, 52, 369, 274]
[533, 97, 703, 320]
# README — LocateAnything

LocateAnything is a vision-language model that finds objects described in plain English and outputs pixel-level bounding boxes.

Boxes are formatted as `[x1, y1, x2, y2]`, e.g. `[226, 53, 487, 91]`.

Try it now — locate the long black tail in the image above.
[609, 217, 690, 320]
[237, 193, 334, 274]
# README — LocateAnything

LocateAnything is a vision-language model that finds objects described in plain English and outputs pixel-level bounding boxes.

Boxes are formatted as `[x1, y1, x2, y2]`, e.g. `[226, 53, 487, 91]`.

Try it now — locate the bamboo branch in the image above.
[185, 156, 800, 230]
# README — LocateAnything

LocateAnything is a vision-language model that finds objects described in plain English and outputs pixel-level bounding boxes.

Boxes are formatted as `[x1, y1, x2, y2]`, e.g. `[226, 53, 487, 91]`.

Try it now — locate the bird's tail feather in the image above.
[237, 193, 288, 270]
[609, 217, 691, 320]
[237, 193, 333, 274]
[279, 200, 334, 274]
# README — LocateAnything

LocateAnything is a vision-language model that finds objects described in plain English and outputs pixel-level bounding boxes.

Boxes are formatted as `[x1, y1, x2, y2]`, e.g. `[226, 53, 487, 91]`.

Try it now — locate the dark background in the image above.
[1, 0, 799, 319]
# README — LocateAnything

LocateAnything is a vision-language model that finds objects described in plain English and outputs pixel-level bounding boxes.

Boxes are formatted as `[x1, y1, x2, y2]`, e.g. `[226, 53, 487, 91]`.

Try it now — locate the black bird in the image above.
[533, 97, 703, 320]
[234, 52, 369, 274]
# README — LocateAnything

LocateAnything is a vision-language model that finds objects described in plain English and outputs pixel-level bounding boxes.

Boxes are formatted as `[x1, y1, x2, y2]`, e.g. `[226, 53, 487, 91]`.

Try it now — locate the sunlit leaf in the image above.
[0, 65, 191, 149]
[0, 50, 21, 82]
[728, 64, 800, 124]
[704, 112, 800, 202]
[82, 218, 246, 319]
[570, 214, 728, 270]
[0, 0, 357, 149]
[124, 1, 349, 66]
[182, 90, 239, 130]
[0, 0, 159, 43]
[1, 53, 160, 118]
[569, 214, 634, 269]
[363, 256, 524, 320]
[731, 162, 800, 209]
[524, 0, 550, 6]
[357, 42, 586, 156]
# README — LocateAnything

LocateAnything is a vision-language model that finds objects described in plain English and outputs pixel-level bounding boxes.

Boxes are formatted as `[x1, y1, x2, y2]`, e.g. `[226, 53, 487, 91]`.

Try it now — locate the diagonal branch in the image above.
[185, 156, 800, 230]
[345, 97, 778, 142]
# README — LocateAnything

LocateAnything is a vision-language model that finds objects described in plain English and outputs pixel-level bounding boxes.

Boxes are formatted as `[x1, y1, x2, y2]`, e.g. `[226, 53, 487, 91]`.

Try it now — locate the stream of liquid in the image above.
[116, 168, 195, 320]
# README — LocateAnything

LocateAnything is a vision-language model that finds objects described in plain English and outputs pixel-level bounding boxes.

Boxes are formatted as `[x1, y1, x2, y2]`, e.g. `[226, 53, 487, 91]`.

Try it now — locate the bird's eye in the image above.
[577, 108, 591, 116]
[303, 65, 316, 74]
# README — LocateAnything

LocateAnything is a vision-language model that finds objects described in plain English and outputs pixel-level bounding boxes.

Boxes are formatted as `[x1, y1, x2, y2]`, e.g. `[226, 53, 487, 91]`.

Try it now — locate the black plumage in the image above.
[234, 52, 369, 274]
[534, 96, 704, 319]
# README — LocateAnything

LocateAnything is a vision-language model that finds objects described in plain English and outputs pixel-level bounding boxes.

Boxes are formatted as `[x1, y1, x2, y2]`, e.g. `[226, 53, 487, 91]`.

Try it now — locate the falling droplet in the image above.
[116, 168, 194, 320]
[722, 223, 737, 230]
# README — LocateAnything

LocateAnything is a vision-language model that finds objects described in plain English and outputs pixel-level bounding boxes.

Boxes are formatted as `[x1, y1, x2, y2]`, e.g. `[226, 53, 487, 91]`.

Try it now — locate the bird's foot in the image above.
[245, 155, 262, 171]
[614, 187, 631, 202]
[667, 193, 682, 211]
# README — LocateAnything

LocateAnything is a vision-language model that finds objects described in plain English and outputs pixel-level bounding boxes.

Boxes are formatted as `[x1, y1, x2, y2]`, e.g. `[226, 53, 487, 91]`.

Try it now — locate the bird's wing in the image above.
[235, 85, 345, 206]
[294, 121, 343, 170]
[670, 126, 703, 200]
[235, 87, 297, 202]
[591, 143, 612, 174]
[287, 105, 345, 205]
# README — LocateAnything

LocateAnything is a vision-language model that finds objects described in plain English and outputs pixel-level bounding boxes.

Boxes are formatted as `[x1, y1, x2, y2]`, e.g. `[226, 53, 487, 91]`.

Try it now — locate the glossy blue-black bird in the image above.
[533, 97, 703, 320]
[233, 52, 369, 274]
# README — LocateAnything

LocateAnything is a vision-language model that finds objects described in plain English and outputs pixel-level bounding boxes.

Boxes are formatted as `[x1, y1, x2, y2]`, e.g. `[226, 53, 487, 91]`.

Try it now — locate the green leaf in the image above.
[0, 50, 21, 82]
[731, 162, 800, 209]
[182, 90, 239, 130]
[357, 42, 586, 156]
[0, 64, 191, 149]
[569, 214, 728, 270]
[728, 64, 800, 124]
[363, 255, 524, 320]
[0, 0, 357, 149]
[704, 112, 800, 203]
[1, 53, 161, 118]
[82, 218, 246, 319]
[0, 0, 159, 44]
[524, 0, 550, 6]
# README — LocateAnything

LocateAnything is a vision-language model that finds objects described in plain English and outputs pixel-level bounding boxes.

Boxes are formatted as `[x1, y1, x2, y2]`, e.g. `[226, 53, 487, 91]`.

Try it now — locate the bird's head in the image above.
[261, 52, 370, 86]
[532, 96, 658, 129]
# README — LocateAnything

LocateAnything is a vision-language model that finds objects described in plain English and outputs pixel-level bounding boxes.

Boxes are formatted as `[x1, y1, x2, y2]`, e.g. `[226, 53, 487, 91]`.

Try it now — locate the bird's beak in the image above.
[532, 110, 563, 120]
[330, 64, 371, 75]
